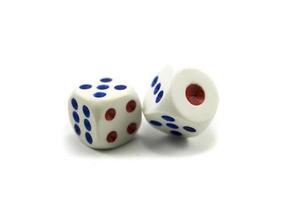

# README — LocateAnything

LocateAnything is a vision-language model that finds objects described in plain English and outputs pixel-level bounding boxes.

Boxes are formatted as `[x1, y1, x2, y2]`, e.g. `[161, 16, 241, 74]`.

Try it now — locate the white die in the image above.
[68, 77, 142, 149]
[143, 67, 219, 137]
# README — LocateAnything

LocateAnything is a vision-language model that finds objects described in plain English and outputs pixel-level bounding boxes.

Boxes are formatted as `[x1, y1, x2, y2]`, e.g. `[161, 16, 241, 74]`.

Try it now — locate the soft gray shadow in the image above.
[64, 130, 148, 158]
[139, 125, 217, 157]
[64, 125, 217, 158]
[64, 132, 99, 157]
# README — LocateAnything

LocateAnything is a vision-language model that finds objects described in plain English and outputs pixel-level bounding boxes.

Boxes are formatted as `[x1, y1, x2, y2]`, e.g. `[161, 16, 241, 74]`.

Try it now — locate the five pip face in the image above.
[68, 67, 219, 149]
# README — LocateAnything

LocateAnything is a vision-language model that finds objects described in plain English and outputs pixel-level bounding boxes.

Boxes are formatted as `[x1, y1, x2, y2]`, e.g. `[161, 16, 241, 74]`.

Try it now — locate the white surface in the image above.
[68, 78, 142, 149]
[143, 67, 219, 137]
[0, 0, 299, 199]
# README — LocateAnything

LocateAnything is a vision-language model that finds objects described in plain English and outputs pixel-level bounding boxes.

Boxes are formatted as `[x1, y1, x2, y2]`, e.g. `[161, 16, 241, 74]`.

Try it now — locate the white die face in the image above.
[143, 66, 175, 114]
[143, 67, 219, 137]
[68, 77, 142, 149]
[144, 113, 203, 138]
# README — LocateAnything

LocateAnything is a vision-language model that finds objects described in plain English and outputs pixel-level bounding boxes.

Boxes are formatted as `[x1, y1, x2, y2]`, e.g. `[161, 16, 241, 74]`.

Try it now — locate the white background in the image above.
[0, 0, 299, 199]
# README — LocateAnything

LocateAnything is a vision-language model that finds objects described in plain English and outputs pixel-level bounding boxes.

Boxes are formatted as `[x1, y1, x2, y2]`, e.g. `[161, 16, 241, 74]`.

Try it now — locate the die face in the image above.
[96, 92, 142, 149]
[75, 77, 131, 104]
[143, 67, 219, 137]
[170, 68, 219, 123]
[68, 94, 98, 148]
[143, 66, 176, 115]
[69, 77, 142, 149]
[145, 112, 203, 138]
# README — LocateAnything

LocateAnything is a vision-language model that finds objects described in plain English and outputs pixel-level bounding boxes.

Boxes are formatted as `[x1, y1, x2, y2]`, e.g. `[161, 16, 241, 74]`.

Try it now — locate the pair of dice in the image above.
[68, 67, 219, 149]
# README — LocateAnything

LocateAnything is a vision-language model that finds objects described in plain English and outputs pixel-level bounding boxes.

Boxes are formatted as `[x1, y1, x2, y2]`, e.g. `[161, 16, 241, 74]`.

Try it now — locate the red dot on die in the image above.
[106, 131, 118, 143]
[127, 123, 137, 134]
[185, 84, 205, 106]
[105, 108, 116, 121]
[126, 100, 136, 112]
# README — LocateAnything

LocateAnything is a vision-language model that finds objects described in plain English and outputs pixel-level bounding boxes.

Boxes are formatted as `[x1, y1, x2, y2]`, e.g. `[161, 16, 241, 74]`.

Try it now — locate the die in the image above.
[68, 77, 142, 149]
[143, 67, 219, 137]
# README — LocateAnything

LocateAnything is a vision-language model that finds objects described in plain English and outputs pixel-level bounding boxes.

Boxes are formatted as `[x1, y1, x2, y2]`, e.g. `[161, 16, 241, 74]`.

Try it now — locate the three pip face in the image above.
[68, 67, 219, 149]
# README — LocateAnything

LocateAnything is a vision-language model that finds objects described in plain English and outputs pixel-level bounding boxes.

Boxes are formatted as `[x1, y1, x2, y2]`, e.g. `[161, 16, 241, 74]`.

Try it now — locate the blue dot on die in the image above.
[161, 115, 175, 122]
[151, 76, 159, 87]
[94, 92, 106, 98]
[82, 105, 90, 118]
[155, 90, 164, 103]
[74, 124, 81, 135]
[84, 119, 91, 131]
[150, 120, 162, 126]
[170, 130, 183, 136]
[79, 84, 92, 90]
[72, 111, 80, 123]
[183, 126, 197, 133]
[114, 85, 127, 90]
[71, 98, 78, 110]
[97, 85, 109, 90]
[153, 83, 161, 95]
[100, 78, 112, 83]
[166, 123, 178, 129]
[85, 132, 93, 144]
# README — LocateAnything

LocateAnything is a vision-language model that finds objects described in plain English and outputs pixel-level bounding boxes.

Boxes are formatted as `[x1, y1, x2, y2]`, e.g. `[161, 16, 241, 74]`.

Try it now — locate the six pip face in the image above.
[68, 77, 142, 149]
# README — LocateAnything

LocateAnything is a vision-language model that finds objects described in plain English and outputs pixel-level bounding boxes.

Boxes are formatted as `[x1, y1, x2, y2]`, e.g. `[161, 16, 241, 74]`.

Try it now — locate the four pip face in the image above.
[68, 67, 219, 149]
